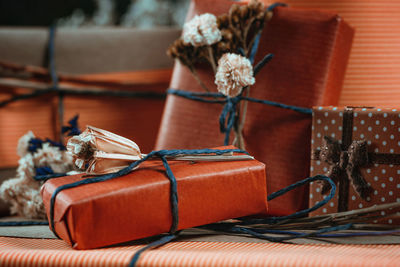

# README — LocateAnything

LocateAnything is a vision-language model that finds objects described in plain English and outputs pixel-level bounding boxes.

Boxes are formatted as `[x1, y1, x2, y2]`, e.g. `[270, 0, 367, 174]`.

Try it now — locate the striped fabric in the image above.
[0, 237, 399, 267]
[266, 0, 400, 107]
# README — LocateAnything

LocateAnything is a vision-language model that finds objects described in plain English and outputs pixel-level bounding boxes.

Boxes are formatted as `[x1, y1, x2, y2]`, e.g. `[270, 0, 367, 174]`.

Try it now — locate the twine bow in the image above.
[316, 136, 373, 200]
[219, 96, 241, 146]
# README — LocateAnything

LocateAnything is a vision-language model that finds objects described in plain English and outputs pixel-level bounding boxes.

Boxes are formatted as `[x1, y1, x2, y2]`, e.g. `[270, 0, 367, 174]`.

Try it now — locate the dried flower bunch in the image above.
[0, 132, 76, 219]
[167, 0, 272, 149]
[168, 0, 271, 70]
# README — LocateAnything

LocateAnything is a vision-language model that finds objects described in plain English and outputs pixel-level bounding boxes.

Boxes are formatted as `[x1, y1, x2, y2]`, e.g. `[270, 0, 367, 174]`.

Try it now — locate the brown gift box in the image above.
[310, 106, 400, 224]
[156, 0, 354, 216]
[0, 27, 180, 168]
[41, 148, 268, 249]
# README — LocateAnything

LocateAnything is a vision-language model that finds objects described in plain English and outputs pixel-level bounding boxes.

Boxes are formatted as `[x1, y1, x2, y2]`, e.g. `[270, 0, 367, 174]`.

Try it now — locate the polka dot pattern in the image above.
[310, 107, 400, 224]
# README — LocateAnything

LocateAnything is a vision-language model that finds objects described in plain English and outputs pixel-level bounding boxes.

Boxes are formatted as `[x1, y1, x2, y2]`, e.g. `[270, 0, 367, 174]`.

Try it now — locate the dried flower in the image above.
[215, 53, 255, 97]
[182, 13, 222, 46]
[0, 131, 76, 219]
[67, 126, 142, 174]
[17, 131, 35, 157]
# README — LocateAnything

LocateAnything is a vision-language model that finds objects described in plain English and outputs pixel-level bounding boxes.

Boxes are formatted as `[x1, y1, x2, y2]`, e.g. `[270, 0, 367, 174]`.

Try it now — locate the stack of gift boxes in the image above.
[1, 0, 399, 251]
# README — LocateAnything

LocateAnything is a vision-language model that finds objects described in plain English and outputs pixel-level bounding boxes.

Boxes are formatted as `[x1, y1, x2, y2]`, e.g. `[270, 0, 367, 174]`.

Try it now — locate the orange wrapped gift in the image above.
[0, 28, 180, 168]
[156, 1, 354, 216]
[41, 147, 267, 249]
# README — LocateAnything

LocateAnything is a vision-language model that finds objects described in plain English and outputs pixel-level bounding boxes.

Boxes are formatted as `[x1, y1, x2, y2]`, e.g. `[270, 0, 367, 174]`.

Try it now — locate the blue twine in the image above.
[0, 221, 49, 226]
[28, 138, 65, 153]
[35, 166, 54, 176]
[128, 233, 179, 267]
[168, 89, 312, 146]
[267, 2, 287, 12]
[61, 114, 81, 136]
[238, 174, 336, 225]
[48, 25, 58, 90]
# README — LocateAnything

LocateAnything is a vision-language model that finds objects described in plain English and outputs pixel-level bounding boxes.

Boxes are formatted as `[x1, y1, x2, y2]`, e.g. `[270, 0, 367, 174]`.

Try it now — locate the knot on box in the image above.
[315, 136, 373, 200]
[313, 106, 400, 212]
[168, 88, 312, 147]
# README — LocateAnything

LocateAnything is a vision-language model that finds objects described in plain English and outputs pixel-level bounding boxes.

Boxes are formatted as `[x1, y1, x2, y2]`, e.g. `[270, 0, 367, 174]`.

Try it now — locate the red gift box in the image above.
[41, 148, 268, 249]
[310, 106, 400, 224]
[156, 0, 354, 216]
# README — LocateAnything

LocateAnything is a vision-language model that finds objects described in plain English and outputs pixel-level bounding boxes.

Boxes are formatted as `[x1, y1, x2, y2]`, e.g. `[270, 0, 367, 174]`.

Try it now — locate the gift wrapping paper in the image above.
[156, 0, 354, 216]
[265, 0, 400, 107]
[310, 106, 400, 224]
[41, 151, 267, 249]
[0, 28, 180, 168]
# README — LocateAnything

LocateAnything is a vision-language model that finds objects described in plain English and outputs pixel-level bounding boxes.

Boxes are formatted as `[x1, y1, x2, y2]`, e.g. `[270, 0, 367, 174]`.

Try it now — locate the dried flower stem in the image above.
[207, 46, 217, 73]
[188, 65, 210, 92]
[258, 202, 400, 230]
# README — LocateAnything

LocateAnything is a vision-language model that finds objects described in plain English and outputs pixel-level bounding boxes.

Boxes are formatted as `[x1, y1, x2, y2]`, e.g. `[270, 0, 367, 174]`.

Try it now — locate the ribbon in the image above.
[314, 107, 400, 212]
[168, 88, 312, 146]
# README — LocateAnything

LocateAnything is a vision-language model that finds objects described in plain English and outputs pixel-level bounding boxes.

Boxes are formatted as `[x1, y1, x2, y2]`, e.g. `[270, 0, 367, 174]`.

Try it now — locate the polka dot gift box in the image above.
[309, 106, 400, 224]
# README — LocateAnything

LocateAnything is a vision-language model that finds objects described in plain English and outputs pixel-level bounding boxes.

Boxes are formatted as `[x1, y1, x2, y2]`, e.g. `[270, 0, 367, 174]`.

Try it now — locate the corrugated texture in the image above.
[0, 237, 400, 267]
[264, 0, 400, 107]
[156, 1, 354, 216]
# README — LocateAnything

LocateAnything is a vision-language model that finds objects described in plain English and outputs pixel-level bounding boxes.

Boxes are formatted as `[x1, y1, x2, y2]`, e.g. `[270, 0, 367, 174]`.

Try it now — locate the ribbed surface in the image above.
[0, 237, 399, 267]
[156, 1, 353, 216]
[267, 0, 400, 107]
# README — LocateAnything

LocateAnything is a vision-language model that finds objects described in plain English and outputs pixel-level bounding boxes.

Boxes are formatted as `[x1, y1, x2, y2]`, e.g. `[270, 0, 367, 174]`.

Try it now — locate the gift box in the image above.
[156, 0, 354, 216]
[41, 149, 268, 249]
[309, 106, 400, 224]
[0, 27, 180, 168]
[277, 0, 400, 107]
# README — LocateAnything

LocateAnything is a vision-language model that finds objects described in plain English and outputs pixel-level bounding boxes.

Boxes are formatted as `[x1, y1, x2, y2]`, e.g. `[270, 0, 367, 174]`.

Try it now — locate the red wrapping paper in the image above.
[310, 107, 400, 224]
[41, 149, 268, 249]
[156, 0, 354, 216]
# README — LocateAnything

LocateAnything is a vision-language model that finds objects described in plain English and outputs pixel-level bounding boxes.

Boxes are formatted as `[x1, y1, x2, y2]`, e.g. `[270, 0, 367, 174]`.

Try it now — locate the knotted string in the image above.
[168, 89, 312, 145]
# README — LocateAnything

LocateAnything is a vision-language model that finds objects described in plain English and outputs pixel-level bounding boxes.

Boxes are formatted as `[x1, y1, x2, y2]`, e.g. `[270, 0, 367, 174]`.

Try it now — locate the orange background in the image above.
[262, 0, 400, 107]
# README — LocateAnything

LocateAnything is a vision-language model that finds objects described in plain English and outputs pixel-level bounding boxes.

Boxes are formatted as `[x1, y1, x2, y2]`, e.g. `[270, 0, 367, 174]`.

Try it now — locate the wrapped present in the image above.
[41, 147, 268, 249]
[310, 106, 400, 224]
[278, 0, 400, 107]
[156, 0, 354, 216]
[0, 27, 180, 168]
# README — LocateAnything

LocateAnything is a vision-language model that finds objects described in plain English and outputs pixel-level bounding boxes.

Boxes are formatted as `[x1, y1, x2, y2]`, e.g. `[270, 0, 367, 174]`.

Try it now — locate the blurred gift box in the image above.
[0, 27, 181, 168]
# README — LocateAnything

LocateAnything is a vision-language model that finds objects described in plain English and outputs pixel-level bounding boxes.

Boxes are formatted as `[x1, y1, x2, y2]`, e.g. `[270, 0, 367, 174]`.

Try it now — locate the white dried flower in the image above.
[0, 132, 76, 219]
[182, 13, 222, 46]
[33, 143, 74, 173]
[17, 131, 35, 157]
[215, 53, 255, 97]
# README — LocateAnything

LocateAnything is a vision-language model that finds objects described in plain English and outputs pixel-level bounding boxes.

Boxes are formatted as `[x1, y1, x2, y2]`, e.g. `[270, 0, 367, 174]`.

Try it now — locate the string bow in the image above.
[317, 136, 373, 200]
[219, 95, 241, 145]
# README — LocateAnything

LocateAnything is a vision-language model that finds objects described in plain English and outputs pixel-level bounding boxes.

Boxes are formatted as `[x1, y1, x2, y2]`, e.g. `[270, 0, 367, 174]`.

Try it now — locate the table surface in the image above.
[0, 236, 400, 267]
